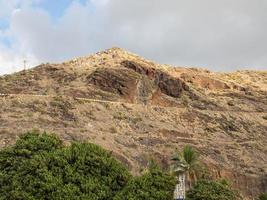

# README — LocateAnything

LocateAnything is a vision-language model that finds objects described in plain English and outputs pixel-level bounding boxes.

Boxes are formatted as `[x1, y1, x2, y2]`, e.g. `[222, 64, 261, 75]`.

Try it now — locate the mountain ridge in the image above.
[0, 48, 266, 199]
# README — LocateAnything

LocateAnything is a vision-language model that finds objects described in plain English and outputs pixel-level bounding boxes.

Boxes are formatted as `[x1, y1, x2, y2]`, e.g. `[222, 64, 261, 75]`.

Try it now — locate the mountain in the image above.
[0, 47, 266, 199]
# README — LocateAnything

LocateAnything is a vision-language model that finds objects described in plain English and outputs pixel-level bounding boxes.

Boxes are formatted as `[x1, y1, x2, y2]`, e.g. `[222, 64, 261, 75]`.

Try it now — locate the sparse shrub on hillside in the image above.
[219, 115, 239, 134]
[27, 99, 47, 113]
[227, 101, 235, 106]
[130, 116, 143, 124]
[113, 111, 127, 120]
[110, 126, 117, 133]
[103, 102, 111, 109]
[256, 107, 264, 112]
[186, 179, 239, 200]
[49, 96, 76, 121]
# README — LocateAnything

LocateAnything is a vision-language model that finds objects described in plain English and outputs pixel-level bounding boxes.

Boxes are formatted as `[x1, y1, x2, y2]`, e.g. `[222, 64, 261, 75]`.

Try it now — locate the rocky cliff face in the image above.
[0, 48, 266, 199]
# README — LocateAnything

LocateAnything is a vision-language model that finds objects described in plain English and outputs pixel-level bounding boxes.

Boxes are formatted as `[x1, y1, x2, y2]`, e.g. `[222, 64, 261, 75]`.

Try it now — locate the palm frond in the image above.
[183, 145, 198, 168]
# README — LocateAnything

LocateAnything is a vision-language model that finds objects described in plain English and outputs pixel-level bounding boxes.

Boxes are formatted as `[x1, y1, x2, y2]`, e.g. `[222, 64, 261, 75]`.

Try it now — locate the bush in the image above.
[186, 179, 238, 200]
[0, 131, 176, 200]
[0, 131, 130, 200]
[114, 162, 176, 200]
[0, 131, 62, 174]
[258, 193, 267, 200]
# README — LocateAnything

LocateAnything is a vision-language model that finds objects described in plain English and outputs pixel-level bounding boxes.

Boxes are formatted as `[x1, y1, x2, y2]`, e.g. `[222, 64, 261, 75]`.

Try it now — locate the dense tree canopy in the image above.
[114, 161, 176, 200]
[186, 179, 239, 200]
[0, 132, 130, 199]
[0, 131, 176, 200]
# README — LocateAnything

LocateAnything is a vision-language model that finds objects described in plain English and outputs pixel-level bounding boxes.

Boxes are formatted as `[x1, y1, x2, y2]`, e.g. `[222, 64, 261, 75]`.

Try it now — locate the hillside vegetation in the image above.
[0, 132, 176, 200]
[1, 132, 245, 200]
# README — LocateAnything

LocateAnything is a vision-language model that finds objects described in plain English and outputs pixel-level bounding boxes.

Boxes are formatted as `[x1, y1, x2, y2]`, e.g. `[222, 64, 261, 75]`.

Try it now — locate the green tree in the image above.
[114, 162, 176, 200]
[171, 145, 199, 188]
[186, 179, 239, 200]
[0, 131, 63, 196]
[0, 131, 130, 200]
[0, 131, 176, 200]
[181, 145, 199, 178]
[258, 193, 267, 200]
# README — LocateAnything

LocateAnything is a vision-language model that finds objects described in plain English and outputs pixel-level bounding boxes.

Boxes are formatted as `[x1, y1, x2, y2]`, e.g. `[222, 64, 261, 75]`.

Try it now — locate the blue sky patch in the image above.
[0, 37, 12, 48]
[36, 0, 89, 19]
[0, 19, 9, 29]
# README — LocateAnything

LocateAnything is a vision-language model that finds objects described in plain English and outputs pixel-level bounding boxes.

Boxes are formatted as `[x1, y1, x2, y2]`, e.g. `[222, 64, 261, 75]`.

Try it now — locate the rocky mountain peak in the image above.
[0, 48, 266, 199]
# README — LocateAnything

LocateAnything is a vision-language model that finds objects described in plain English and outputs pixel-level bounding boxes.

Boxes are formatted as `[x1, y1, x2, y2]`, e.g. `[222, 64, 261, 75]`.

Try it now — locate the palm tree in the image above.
[171, 145, 199, 190]
[182, 145, 199, 188]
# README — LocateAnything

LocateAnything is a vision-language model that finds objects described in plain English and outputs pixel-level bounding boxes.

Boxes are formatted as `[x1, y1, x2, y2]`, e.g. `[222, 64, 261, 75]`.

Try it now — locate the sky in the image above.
[0, 0, 266, 75]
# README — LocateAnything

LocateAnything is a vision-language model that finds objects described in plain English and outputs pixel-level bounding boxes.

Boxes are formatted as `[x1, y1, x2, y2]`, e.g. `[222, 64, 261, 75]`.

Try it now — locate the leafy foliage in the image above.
[258, 193, 267, 200]
[171, 145, 199, 174]
[186, 179, 239, 200]
[0, 131, 176, 200]
[0, 131, 130, 200]
[114, 161, 176, 200]
[182, 145, 198, 170]
[171, 145, 201, 189]
[0, 131, 63, 190]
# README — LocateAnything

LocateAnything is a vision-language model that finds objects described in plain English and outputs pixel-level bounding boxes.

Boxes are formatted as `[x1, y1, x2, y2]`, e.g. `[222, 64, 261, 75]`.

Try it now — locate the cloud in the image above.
[0, 0, 267, 74]
[0, 42, 38, 74]
[8, 1, 96, 60]
[0, 0, 18, 18]
[105, 0, 267, 70]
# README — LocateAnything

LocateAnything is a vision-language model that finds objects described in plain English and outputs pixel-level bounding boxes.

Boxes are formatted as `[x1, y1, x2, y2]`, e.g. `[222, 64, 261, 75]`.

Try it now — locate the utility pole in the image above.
[23, 60, 27, 71]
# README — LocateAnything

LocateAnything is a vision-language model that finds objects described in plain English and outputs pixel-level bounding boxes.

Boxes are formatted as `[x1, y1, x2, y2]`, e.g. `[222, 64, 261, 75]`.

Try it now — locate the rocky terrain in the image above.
[0, 47, 266, 199]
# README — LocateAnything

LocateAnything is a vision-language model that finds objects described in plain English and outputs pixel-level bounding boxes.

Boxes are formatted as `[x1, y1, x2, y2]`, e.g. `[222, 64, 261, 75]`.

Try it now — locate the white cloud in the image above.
[0, 0, 44, 74]
[0, 42, 39, 74]
[0, 0, 18, 18]
[0, 0, 43, 18]
[0, 0, 267, 74]
[91, 0, 109, 6]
